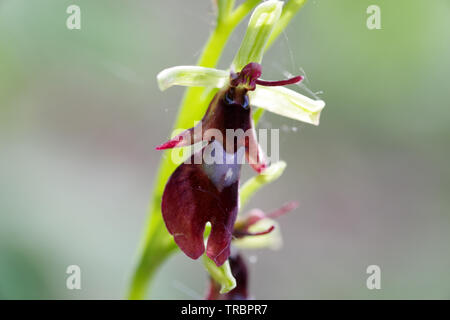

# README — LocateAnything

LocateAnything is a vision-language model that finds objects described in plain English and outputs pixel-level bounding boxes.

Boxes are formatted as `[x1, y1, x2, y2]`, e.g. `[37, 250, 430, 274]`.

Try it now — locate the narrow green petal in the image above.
[233, 219, 282, 250]
[239, 161, 286, 210]
[202, 255, 236, 294]
[231, 0, 283, 71]
[249, 86, 325, 125]
[157, 66, 229, 91]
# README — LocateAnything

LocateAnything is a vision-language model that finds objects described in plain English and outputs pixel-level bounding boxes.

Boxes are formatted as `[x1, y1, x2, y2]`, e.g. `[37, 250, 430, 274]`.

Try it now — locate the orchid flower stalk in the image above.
[128, 0, 318, 300]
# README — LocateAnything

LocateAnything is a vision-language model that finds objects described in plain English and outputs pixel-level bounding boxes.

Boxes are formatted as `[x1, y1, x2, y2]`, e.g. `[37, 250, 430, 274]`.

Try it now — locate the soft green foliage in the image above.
[128, 0, 308, 300]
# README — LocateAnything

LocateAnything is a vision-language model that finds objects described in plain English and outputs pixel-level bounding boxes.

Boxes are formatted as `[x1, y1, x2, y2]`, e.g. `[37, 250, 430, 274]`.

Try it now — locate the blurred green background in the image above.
[1, 0, 449, 299]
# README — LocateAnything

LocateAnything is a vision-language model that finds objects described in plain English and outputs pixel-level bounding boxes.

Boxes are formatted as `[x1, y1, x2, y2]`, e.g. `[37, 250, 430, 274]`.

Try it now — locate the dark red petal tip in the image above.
[255, 75, 303, 87]
[155, 140, 179, 150]
[267, 201, 299, 219]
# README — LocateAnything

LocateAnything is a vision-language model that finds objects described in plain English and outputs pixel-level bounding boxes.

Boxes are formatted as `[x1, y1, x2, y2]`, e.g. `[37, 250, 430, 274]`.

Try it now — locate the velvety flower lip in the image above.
[206, 253, 249, 300]
[161, 146, 240, 266]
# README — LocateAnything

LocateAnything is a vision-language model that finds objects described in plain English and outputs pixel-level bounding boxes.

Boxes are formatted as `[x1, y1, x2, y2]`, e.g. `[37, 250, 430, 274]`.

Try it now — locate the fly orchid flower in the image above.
[155, 1, 325, 267]
[157, 63, 319, 267]
[128, 0, 324, 301]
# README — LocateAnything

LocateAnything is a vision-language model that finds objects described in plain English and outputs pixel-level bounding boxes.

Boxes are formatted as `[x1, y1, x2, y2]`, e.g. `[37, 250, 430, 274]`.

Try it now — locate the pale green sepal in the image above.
[239, 161, 286, 209]
[202, 255, 236, 294]
[249, 86, 325, 125]
[157, 66, 229, 91]
[231, 1, 283, 71]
